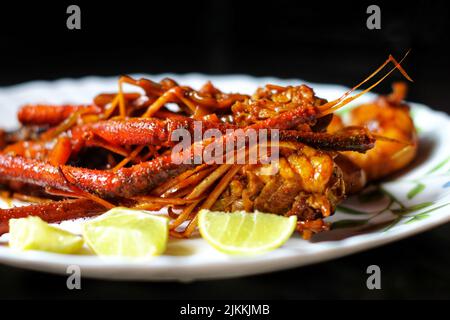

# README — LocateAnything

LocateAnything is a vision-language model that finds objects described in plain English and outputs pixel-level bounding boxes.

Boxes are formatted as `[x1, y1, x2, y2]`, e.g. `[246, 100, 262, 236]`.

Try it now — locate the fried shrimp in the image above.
[330, 82, 418, 182]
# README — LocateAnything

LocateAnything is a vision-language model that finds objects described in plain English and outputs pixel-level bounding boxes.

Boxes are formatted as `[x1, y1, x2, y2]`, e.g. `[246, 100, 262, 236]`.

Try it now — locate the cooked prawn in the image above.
[329, 82, 418, 182]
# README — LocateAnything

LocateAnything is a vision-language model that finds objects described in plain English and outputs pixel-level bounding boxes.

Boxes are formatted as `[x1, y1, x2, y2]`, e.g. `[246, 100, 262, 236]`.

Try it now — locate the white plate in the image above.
[0, 74, 449, 281]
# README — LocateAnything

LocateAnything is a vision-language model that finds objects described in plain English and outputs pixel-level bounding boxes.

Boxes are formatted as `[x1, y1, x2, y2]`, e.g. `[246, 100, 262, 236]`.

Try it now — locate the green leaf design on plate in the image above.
[384, 216, 403, 232]
[391, 202, 433, 215]
[407, 183, 425, 199]
[388, 202, 450, 229]
[409, 203, 450, 216]
[337, 206, 367, 215]
[427, 156, 450, 174]
[405, 213, 430, 224]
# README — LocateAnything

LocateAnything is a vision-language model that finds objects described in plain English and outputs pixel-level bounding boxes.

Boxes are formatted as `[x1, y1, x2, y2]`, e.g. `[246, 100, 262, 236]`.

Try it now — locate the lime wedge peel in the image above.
[8, 208, 295, 257]
[82, 207, 169, 259]
[9, 216, 84, 254]
[198, 210, 297, 255]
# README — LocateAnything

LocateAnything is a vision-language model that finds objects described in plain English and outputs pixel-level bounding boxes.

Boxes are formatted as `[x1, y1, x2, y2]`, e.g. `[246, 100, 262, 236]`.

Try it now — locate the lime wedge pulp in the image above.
[198, 210, 297, 255]
[82, 207, 169, 258]
[9, 216, 84, 254]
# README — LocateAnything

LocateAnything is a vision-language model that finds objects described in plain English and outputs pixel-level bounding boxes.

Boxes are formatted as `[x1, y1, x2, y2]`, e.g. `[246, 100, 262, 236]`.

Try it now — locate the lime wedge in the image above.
[198, 210, 297, 255]
[82, 207, 169, 258]
[9, 216, 84, 254]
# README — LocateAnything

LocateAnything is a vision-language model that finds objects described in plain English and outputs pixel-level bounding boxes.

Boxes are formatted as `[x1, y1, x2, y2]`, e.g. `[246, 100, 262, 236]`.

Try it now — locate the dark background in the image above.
[0, 0, 449, 299]
[0, 0, 449, 109]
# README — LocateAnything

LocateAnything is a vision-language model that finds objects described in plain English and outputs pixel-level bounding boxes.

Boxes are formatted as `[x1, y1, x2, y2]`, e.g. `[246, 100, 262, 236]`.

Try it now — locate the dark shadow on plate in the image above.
[311, 213, 398, 242]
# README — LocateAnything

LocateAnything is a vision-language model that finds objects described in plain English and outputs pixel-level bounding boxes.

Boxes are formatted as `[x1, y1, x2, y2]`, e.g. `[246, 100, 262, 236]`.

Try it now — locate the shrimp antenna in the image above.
[319, 50, 413, 115]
